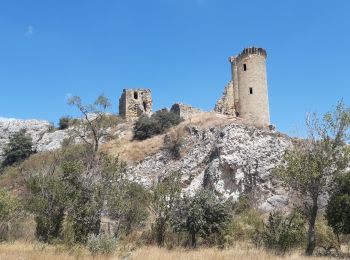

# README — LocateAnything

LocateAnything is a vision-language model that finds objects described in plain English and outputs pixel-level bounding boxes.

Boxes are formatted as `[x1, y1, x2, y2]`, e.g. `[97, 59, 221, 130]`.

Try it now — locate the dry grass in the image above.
[0, 242, 332, 260]
[102, 134, 165, 164]
[102, 112, 243, 164]
[180, 112, 240, 129]
[132, 246, 330, 260]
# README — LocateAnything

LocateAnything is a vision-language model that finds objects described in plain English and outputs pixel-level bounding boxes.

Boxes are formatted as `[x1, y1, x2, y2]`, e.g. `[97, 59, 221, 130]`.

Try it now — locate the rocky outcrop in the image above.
[130, 122, 292, 212]
[0, 117, 78, 159]
[0, 118, 53, 159]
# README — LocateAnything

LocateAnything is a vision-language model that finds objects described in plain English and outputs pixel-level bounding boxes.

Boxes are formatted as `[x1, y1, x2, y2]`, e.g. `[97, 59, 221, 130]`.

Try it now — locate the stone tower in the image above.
[215, 47, 270, 127]
[119, 89, 152, 119]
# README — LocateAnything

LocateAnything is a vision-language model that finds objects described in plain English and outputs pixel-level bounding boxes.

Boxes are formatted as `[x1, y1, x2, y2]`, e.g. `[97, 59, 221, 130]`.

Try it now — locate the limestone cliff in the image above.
[130, 120, 291, 211]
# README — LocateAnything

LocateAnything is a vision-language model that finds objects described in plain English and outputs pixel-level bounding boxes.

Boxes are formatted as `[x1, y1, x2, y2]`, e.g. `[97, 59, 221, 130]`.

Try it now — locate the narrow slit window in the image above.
[134, 91, 138, 99]
[249, 88, 253, 94]
[243, 64, 247, 71]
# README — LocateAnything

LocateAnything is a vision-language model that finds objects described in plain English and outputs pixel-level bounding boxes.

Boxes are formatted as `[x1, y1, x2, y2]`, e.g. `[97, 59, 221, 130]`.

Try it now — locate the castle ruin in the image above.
[119, 47, 270, 127]
[215, 47, 270, 127]
[119, 89, 152, 119]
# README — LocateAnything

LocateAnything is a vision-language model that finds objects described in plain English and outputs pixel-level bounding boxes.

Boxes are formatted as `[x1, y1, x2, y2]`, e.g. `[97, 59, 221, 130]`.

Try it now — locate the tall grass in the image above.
[0, 242, 330, 260]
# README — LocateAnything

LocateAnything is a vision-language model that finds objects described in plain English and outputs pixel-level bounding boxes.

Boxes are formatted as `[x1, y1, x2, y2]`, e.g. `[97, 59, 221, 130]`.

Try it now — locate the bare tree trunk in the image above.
[191, 233, 197, 248]
[306, 198, 318, 256]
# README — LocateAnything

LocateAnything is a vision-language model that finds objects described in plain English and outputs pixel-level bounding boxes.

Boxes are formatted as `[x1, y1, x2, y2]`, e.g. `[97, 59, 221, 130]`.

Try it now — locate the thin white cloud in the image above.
[25, 25, 34, 36]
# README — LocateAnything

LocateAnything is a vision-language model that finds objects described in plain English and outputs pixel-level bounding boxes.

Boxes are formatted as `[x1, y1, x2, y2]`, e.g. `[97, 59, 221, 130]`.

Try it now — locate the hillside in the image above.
[0, 112, 292, 212]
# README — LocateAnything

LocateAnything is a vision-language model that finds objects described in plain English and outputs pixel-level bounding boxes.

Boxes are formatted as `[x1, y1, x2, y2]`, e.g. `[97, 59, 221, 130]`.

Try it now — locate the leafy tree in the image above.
[325, 171, 350, 237]
[25, 144, 128, 244]
[2, 129, 34, 167]
[133, 110, 182, 140]
[171, 189, 231, 247]
[68, 95, 114, 153]
[150, 172, 182, 246]
[259, 211, 305, 255]
[27, 173, 66, 242]
[62, 150, 128, 244]
[275, 101, 350, 255]
[107, 181, 150, 236]
[0, 189, 26, 241]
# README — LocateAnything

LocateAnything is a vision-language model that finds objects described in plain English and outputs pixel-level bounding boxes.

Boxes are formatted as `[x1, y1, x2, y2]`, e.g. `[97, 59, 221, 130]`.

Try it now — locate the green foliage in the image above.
[67, 94, 116, 152]
[86, 233, 117, 256]
[150, 172, 182, 246]
[259, 211, 306, 255]
[58, 116, 71, 130]
[25, 144, 128, 245]
[0, 189, 26, 241]
[152, 109, 183, 132]
[275, 101, 350, 256]
[2, 129, 34, 167]
[27, 173, 66, 242]
[108, 182, 150, 236]
[133, 110, 183, 140]
[164, 128, 185, 159]
[223, 209, 264, 247]
[326, 171, 350, 236]
[234, 195, 252, 215]
[171, 189, 232, 248]
[315, 217, 340, 256]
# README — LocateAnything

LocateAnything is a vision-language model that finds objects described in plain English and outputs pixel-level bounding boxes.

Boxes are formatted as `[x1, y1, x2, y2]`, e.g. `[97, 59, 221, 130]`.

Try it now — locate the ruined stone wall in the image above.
[170, 103, 204, 120]
[119, 89, 152, 119]
[214, 81, 236, 116]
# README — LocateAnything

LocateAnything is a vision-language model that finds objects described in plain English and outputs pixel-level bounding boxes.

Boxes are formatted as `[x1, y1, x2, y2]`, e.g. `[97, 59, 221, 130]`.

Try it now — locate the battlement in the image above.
[229, 47, 267, 63]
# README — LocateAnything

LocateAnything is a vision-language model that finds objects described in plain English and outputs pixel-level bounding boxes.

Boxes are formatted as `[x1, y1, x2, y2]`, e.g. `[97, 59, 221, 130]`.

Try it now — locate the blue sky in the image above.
[0, 0, 349, 135]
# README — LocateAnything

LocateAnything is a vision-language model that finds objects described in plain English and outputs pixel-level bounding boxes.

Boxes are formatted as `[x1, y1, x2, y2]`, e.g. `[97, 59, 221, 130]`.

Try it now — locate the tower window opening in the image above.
[249, 88, 253, 95]
[243, 64, 247, 71]
[134, 91, 138, 99]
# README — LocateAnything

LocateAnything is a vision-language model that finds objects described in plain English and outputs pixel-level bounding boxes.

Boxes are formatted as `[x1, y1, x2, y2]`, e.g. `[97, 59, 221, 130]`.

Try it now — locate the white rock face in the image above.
[0, 118, 52, 158]
[36, 130, 70, 152]
[0, 117, 78, 159]
[130, 123, 292, 211]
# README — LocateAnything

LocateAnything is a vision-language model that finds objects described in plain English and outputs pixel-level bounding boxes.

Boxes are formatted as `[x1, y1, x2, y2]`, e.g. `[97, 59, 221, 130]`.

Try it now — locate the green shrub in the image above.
[2, 129, 34, 167]
[259, 211, 305, 255]
[171, 189, 232, 248]
[27, 173, 67, 242]
[152, 110, 183, 132]
[326, 171, 350, 236]
[86, 233, 117, 256]
[150, 172, 182, 246]
[234, 195, 252, 215]
[0, 189, 26, 241]
[133, 115, 159, 140]
[314, 218, 340, 256]
[107, 181, 150, 236]
[58, 116, 71, 130]
[164, 128, 185, 159]
[133, 110, 182, 140]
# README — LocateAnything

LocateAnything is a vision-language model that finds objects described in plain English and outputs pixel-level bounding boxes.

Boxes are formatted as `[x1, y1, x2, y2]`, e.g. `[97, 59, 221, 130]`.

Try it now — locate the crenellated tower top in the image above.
[229, 47, 267, 63]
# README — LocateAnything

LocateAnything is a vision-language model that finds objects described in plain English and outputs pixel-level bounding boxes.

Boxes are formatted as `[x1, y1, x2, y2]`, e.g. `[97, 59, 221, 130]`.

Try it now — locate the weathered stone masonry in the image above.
[119, 89, 152, 119]
[215, 47, 270, 127]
